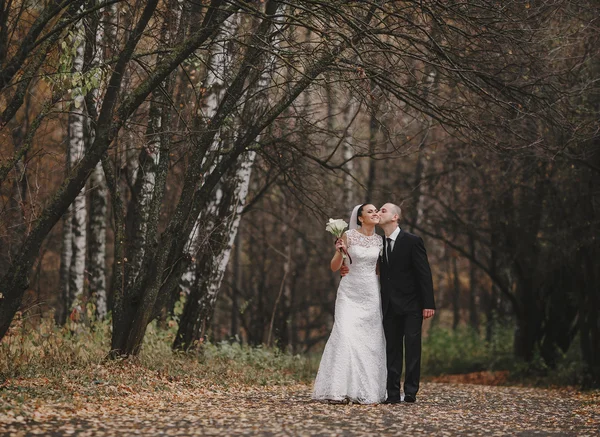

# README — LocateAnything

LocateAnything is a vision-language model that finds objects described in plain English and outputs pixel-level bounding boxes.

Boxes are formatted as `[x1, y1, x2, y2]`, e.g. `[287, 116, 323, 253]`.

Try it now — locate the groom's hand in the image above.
[423, 309, 435, 319]
[340, 265, 350, 276]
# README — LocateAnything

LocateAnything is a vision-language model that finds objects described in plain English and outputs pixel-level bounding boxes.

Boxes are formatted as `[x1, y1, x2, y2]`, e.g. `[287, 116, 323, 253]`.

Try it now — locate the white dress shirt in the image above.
[385, 226, 401, 262]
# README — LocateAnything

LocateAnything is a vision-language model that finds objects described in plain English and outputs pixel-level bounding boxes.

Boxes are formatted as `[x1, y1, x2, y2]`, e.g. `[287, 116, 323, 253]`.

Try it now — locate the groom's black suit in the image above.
[379, 229, 435, 400]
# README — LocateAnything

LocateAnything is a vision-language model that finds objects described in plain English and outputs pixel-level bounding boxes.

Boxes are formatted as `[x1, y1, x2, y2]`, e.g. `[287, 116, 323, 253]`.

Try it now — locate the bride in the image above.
[312, 204, 387, 404]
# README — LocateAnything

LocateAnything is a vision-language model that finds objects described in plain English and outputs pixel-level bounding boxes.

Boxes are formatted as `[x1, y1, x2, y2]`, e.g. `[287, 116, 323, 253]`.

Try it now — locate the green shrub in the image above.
[510, 334, 593, 388]
[421, 322, 591, 388]
[422, 324, 514, 376]
[0, 313, 313, 387]
[201, 341, 316, 385]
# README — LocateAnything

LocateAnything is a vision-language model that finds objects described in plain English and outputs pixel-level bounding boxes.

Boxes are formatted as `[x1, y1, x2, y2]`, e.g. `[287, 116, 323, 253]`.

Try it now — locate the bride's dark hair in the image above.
[356, 203, 370, 226]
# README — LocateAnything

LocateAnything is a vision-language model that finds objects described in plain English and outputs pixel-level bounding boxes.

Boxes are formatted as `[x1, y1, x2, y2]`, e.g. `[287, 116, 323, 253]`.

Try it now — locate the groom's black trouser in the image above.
[383, 310, 423, 399]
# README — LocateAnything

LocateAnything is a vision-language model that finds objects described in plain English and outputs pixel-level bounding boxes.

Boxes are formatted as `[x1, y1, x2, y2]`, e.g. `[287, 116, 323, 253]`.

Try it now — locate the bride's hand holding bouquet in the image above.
[326, 218, 352, 266]
[334, 237, 347, 254]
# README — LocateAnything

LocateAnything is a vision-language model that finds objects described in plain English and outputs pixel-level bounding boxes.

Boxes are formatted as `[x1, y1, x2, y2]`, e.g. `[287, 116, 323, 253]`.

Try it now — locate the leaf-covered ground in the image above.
[1, 367, 598, 436]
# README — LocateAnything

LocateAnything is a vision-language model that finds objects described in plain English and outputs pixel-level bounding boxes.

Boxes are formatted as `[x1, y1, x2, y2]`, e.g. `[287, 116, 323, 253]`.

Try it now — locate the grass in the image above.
[0, 313, 318, 422]
[0, 312, 316, 406]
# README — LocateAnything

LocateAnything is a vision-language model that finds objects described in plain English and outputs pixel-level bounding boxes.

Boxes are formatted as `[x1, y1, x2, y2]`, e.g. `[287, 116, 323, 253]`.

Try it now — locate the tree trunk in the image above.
[286, 236, 301, 352]
[342, 98, 359, 208]
[88, 168, 108, 319]
[230, 230, 242, 340]
[452, 253, 460, 331]
[179, 12, 240, 297]
[266, 213, 295, 348]
[67, 11, 87, 317]
[468, 231, 479, 332]
[485, 236, 499, 342]
[451, 175, 460, 330]
[365, 95, 379, 202]
[58, 205, 73, 325]
[87, 0, 112, 320]
[412, 61, 438, 226]
[124, 0, 184, 291]
[111, 0, 183, 352]
[513, 281, 538, 363]
[173, 149, 257, 351]
[510, 164, 549, 362]
[174, 8, 283, 351]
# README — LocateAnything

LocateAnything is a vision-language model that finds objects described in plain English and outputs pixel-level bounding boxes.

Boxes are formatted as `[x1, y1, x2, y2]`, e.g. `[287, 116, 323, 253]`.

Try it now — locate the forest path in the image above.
[1, 382, 598, 436]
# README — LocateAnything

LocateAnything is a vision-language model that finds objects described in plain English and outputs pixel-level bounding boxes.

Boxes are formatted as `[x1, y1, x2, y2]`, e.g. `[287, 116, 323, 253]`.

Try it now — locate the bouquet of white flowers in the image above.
[325, 218, 352, 264]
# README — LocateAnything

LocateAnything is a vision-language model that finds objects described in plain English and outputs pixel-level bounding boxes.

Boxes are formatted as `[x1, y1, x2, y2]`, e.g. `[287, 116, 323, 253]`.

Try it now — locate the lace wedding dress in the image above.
[312, 228, 387, 404]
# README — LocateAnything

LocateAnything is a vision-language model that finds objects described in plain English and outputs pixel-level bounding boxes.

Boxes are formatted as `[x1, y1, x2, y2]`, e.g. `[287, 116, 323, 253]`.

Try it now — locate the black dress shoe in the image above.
[383, 398, 402, 404]
[404, 394, 416, 403]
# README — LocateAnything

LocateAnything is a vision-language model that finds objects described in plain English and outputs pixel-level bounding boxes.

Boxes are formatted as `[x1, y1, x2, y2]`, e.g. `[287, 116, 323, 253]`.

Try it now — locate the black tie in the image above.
[386, 238, 393, 264]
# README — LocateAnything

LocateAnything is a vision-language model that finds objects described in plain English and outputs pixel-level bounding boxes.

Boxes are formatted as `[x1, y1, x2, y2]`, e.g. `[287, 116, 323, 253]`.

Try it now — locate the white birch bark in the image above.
[88, 165, 107, 319]
[58, 205, 73, 323]
[230, 229, 242, 337]
[87, 1, 112, 320]
[196, 150, 256, 334]
[127, 103, 162, 283]
[67, 13, 87, 312]
[173, 8, 284, 349]
[60, 9, 92, 321]
[195, 11, 285, 337]
[127, 1, 183, 287]
[180, 13, 241, 296]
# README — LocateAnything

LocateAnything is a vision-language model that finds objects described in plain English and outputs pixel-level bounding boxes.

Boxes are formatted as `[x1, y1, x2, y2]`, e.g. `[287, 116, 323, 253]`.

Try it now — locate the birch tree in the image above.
[178, 12, 241, 299]
[173, 8, 281, 351]
[174, 148, 257, 350]
[86, 1, 116, 320]
[124, 0, 183, 293]
[60, 9, 87, 321]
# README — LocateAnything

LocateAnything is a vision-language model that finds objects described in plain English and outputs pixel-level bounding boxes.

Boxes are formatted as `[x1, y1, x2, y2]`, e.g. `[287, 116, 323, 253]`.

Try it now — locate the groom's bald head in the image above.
[390, 203, 402, 219]
[379, 203, 401, 225]
[382, 203, 401, 218]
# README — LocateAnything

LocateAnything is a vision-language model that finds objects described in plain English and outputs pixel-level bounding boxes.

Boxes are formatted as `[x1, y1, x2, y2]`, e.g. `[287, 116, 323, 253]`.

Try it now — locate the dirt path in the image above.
[1, 382, 598, 436]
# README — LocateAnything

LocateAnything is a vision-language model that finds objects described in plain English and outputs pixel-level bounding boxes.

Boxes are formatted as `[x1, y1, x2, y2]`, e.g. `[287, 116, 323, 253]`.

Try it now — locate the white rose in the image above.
[325, 218, 349, 238]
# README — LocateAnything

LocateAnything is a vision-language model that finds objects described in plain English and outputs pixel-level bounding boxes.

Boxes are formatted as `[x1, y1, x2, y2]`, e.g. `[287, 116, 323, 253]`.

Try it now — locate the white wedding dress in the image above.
[312, 228, 387, 404]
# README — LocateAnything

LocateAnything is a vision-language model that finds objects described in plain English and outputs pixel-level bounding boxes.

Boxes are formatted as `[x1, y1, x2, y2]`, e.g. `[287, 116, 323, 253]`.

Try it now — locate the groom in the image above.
[377, 203, 435, 403]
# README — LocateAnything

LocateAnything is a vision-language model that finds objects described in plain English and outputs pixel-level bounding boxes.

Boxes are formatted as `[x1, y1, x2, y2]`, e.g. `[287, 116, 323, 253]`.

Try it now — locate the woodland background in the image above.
[0, 0, 598, 388]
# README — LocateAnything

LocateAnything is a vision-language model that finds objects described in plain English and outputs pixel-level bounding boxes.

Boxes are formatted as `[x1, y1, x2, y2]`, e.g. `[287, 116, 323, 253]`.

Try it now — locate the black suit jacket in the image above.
[379, 230, 435, 316]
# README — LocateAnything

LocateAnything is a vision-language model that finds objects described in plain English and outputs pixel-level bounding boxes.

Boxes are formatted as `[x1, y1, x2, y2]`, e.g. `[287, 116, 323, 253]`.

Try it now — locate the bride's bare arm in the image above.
[330, 232, 348, 272]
